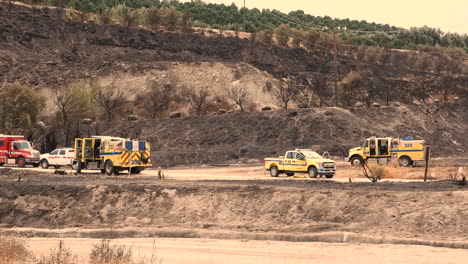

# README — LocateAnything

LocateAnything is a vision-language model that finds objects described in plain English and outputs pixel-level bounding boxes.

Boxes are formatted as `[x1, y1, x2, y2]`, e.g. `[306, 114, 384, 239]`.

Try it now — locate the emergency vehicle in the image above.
[265, 149, 336, 178]
[348, 137, 426, 167]
[0, 134, 41, 167]
[40, 148, 75, 169]
[73, 136, 151, 175]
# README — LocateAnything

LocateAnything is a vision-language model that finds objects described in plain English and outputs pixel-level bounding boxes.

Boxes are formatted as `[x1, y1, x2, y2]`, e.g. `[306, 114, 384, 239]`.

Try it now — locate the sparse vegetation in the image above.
[274, 79, 300, 109]
[226, 85, 250, 112]
[187, 87, 210, 116]
[38, 241, 79, 264]
[93, 83, 127, 122]
[142, 81, 175, 119]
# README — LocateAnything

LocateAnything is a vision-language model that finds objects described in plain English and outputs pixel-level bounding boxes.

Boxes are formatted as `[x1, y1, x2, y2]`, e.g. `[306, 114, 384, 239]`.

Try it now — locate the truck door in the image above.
[362, 139, 370, 158]
[84, 139, 94, 159]
[293, 152, 307, 172]
[0, 140, 5, 164]
[75, 139, 83, 159]
[369, 139, 376, 156]
[284, 151, 295, 171]
[58, 149, 67, 165]
[49, 149, 59, 165]
[377, 138, 391, 157]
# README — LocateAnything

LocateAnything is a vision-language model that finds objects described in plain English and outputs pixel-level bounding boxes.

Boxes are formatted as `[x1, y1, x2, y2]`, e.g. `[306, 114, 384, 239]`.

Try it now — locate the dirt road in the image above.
[29, 237, 467, 264]
[7, 160, 462, 182]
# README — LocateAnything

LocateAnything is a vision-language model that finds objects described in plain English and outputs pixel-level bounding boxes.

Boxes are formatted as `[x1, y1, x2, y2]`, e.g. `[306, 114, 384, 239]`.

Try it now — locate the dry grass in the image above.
[37, 241, 79, 264]
[0, 237, 161, 264]
[0, 236, 33, 264]
[368, 164, 388, 179]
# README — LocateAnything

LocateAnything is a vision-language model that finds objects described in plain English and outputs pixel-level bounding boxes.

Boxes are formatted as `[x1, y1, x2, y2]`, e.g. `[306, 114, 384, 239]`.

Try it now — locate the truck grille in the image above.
[33, 152, 40, 158]
[323, 162, 335, 168]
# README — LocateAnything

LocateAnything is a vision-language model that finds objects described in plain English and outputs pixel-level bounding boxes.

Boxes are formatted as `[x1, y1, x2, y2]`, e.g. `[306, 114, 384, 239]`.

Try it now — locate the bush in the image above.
[275, 24, 291, 47]
[112, 5, 141, 27]
[368, 164, 388, 180]
[38, 241, 78, 264]
[89, 240, 133, 264]
[160, 6, 181, 31]
[257, 29, 273, 44]
[145, 6, 161, 30]
[0, 236, 32, 264]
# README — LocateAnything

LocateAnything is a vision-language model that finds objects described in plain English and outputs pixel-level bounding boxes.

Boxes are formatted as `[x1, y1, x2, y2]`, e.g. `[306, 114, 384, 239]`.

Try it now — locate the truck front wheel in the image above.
[308, 167, 318, 178]
[17, 157, 26, 168]
[269, 166, 280, 177]
[350, 156, 363, 166]
[75, 161, 82, 174]
[40, 159, 49, 169]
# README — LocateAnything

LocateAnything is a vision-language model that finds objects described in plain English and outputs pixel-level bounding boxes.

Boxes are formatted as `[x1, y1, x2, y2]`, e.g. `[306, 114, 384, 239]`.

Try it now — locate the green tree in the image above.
[0, 83, 44, 133]
[53, 83, 96, 145]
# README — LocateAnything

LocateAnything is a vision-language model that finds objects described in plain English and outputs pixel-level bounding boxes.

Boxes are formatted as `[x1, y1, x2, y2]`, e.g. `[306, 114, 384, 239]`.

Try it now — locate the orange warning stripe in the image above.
[121, 151, 130, 165]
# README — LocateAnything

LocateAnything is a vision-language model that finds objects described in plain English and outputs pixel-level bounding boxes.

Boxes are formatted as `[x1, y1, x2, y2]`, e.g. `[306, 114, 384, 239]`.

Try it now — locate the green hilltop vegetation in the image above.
[11, 0, 468, 52]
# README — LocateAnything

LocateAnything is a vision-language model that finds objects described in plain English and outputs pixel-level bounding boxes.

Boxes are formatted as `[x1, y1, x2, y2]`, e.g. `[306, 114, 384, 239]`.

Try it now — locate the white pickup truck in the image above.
[40, 148, 75, 169]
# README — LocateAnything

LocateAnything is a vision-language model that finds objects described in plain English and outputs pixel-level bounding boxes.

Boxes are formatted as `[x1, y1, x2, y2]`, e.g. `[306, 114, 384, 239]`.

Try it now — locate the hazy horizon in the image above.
[181, 0, 468, 34]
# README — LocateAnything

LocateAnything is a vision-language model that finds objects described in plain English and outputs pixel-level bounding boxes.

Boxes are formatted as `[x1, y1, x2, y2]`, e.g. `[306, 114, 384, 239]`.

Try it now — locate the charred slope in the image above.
[0, 2, 327, 87]
[99, 104, 468, 166]
[0, 181, 465, 243]
[1, 2, 464, 88]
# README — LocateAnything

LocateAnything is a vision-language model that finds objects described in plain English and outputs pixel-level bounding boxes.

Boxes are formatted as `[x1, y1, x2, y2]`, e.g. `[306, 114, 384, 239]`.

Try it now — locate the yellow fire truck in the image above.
[73, 136, 151, 175]
[348, 137, 426, 167]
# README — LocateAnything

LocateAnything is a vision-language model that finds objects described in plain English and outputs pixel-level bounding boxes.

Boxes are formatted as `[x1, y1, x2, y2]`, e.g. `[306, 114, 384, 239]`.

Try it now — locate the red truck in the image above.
[0, 135, 41, 167]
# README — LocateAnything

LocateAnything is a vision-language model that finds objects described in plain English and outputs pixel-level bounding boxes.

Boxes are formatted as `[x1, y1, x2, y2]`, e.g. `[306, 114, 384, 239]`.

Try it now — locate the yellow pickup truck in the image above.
[264, 149, 336, 178]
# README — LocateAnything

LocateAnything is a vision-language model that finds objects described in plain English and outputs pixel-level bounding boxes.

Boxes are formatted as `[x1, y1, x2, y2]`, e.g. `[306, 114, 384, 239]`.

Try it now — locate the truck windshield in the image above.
[301, 151, 323, 159]
[15, 142, 32, 150]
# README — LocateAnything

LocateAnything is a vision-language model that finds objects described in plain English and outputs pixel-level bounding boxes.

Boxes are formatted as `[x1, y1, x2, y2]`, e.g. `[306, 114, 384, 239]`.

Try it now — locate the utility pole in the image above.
[332, 33, 338, 107]
[244, 0, 246, 8]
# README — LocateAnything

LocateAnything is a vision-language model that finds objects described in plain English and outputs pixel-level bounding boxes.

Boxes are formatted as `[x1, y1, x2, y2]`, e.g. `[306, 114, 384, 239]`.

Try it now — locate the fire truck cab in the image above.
[0, 135, 41, 167]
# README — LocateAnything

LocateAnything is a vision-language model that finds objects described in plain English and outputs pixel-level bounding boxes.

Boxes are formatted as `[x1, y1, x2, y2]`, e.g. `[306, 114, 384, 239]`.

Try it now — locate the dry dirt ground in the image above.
[28, 237, 468, 264]
[0, 162, 467, 262]
[0, 163, 466, 243]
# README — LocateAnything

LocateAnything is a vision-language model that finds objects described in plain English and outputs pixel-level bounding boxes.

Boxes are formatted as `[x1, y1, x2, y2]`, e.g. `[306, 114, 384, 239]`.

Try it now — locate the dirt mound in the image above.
[99, 103, 468, 166]
[0, 181, 466, 242]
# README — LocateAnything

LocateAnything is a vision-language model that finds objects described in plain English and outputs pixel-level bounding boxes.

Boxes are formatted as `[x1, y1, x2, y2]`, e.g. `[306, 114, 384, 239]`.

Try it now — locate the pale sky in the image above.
[185, 0, 468, 34]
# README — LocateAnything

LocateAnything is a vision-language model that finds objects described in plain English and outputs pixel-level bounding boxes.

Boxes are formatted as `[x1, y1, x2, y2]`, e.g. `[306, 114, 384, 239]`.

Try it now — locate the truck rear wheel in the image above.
[398, 156, 412, 167]
[308, 167, 318, 178]
[269, 166, 280, 177]
[17, 157, 26, 168]
[104, 160, 115, 176]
